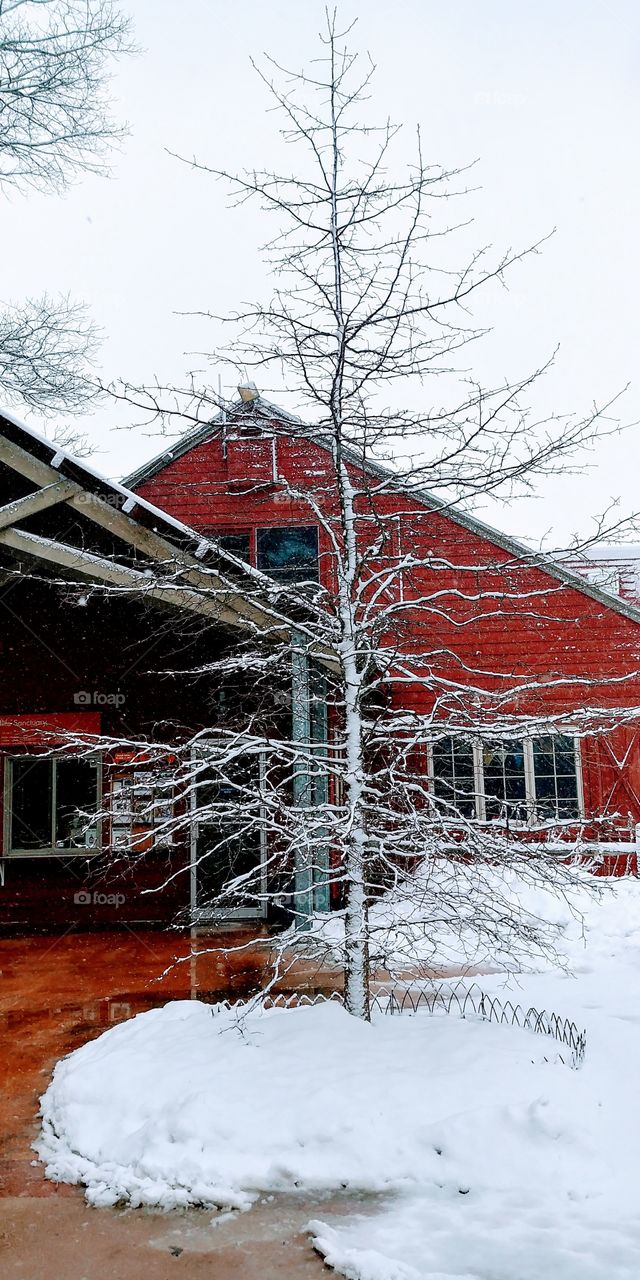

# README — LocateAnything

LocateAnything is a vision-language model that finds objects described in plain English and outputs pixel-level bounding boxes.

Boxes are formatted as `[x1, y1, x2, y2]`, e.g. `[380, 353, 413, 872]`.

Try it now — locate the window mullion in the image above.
[574, 738, 585, 819]
[426, 742, 435, 796]
[473, 741, 486, 822]
[524, 740, 536, 824]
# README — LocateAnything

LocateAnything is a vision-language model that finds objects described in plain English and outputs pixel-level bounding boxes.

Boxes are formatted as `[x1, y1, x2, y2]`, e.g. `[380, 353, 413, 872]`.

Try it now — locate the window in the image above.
[429, 735, 581, 824]
[216, 531, 251, 563]
[191, 748, 267, 919]
[432, 738, 477, 817]
[532, 735, 580, 819]
[256, 526, 319, 583]
[7, 756, 100, 853]
[482, 739, 527, 821]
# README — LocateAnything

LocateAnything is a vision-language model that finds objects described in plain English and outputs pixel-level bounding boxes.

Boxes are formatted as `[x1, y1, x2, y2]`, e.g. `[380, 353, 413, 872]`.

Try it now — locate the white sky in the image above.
[3, 0, 639, 547]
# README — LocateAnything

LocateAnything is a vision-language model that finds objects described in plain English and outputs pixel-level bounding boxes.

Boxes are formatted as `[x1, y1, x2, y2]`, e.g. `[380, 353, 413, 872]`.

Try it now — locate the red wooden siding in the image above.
[135, 422, 640, 845]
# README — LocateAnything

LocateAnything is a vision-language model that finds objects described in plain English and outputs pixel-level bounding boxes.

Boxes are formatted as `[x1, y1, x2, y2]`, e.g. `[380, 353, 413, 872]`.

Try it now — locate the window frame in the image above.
[3, 753, 103, 857]
[189, 744, 268, 921]
[209, 524, 321, 585]
[255, 524, 320, 584]
[428, 734, 584, 825]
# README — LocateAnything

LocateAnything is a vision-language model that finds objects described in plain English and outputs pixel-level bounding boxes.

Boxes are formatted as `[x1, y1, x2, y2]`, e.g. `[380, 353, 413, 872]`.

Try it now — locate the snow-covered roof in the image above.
[0, 405, 338, 662]
[123, 394, 640, 629]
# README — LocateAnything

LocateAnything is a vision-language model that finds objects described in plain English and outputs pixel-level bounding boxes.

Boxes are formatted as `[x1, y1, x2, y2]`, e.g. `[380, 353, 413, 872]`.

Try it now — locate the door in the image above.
[190, 748, 267, 922]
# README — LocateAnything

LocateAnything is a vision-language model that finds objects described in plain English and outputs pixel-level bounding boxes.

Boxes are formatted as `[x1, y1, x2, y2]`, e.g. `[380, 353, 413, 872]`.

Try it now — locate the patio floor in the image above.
[0, 928, 352, 1276]
[0, 927, 477, 1276]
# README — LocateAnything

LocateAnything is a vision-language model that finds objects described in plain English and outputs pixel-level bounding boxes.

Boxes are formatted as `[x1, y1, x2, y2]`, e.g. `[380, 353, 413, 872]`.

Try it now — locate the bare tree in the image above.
[119, 14, 635, 1017]
[30, 14, 638, 1019]
[0, 0, 132, 418]
[0, 293, 99, 421]
[0, 0, 131, 191]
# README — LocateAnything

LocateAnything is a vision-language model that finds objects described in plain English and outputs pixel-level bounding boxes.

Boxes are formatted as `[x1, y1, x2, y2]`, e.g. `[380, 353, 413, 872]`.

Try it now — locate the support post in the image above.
[310, 667, 331, 914]
[291, 629, 314, 928]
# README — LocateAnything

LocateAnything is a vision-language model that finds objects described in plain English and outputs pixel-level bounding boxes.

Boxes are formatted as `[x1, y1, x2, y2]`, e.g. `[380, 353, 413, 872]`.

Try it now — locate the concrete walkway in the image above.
[0, 929, 475, 1276]
[0, 1191, 380, 1278]
[0, 930, 358, 1277]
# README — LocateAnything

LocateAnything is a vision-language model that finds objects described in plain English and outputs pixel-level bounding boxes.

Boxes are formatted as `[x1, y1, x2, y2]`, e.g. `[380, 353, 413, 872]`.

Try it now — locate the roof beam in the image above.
[0, 432, 288, 638]
[0, 429, 340, 671]
[0, 526, 262, 631]
[0, 480, 77, 531]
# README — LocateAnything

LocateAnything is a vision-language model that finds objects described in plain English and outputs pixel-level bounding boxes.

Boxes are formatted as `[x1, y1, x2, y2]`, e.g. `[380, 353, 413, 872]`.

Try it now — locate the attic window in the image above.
[256, 526, 319, 583]
[230, 422, 263, 439]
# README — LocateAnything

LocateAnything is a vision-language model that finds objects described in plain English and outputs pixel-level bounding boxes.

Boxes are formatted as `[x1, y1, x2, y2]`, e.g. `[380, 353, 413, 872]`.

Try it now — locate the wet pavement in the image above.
[0, 929, 352, 1277]
[0, 929, 280, 1197]
[0, 1191, 378, 1278]
[0, 929, 473, 1276]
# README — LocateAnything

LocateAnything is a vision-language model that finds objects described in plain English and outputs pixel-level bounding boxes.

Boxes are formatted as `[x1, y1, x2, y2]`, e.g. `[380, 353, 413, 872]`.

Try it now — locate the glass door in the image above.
[190, 748, 267, 921]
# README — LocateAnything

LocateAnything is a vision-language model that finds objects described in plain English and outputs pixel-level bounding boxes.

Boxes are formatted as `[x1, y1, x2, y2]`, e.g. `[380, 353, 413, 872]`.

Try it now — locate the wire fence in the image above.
[253, 981, 586, 1069]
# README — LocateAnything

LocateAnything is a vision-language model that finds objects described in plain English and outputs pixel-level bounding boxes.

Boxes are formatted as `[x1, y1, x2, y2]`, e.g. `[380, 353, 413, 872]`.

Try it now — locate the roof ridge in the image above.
[121, 396, 640, 628]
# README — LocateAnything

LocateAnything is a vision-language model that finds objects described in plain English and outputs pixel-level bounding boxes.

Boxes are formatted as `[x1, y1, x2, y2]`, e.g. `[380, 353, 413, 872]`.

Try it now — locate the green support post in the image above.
[291, 629, 314, 929]
[310, 667, 331, 914]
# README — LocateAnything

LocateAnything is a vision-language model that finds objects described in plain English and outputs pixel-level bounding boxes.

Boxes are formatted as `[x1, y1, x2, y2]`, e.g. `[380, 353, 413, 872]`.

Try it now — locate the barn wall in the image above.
[135, 424, 640, 837]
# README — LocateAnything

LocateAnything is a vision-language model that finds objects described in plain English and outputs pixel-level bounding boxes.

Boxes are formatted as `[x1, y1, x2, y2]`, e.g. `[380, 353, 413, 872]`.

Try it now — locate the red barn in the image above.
[3, 390, 640, 940]
[127, 391, 640, 871]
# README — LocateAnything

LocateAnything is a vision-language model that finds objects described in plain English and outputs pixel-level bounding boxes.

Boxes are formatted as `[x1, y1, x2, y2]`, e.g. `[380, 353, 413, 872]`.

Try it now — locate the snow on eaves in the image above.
[122, 395, 640, 630]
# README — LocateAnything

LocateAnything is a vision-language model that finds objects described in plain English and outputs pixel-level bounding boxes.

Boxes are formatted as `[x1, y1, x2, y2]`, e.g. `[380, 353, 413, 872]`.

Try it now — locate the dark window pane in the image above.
[532, 751, 554, 775]
[534, 774, 556, 799]
[504, 773, 526, 801]
[432, 738, 476, 817]
[256, 526, 319, 583]
[555, 753, 577, 776]
[10, 758, 53, 849]
[55, 758, 100, 847]
[556, 772, 579, 799]
[194, 755, 262, 912]
[217, 532, 251, 562]
[532, 735, 579, 819]
[483, 739, 527, 819]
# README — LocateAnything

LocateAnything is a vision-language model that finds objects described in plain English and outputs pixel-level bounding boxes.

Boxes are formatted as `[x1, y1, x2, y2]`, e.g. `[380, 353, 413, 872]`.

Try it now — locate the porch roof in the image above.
[0, 408, 339, 672]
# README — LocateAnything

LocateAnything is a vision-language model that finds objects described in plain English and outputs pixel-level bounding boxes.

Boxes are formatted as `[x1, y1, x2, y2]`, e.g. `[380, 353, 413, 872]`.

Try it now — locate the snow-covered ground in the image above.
[36, 872, 640, 1279]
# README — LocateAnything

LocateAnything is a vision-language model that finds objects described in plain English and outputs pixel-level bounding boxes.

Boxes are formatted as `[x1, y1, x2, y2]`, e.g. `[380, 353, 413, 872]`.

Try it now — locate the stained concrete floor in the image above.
[0, 1191, 383, 1278]
[0, 930, 470, 1276]
[0, 930, 356, 1277]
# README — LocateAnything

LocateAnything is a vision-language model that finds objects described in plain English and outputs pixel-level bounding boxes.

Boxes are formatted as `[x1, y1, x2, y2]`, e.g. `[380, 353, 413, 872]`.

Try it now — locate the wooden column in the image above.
[291, 629, 314, 929]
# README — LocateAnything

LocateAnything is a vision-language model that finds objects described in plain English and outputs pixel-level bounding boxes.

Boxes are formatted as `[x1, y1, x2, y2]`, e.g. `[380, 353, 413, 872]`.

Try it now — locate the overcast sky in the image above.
[4, 0, 639, 547]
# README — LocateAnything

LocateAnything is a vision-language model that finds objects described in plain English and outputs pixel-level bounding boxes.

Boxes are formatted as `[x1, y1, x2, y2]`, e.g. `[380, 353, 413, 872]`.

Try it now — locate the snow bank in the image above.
[309, 876, 640, 1280]
[310, 1181, 640, 1280]
[35, 875, 640, 1277]
[38, 997, 580, 1211]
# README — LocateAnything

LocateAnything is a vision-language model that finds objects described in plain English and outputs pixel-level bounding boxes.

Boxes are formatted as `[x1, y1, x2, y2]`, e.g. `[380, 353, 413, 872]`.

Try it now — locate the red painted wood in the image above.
[0, 712, 101, 746]
[135, 421, 640, 855]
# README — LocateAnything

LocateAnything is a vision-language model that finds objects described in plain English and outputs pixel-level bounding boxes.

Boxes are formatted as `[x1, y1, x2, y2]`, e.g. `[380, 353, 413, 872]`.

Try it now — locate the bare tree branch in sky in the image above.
[0, 0, 133, 421]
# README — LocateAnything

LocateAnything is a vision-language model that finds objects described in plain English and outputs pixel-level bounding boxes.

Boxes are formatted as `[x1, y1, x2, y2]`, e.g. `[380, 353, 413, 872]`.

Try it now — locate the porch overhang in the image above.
[0, 409, 339, 673]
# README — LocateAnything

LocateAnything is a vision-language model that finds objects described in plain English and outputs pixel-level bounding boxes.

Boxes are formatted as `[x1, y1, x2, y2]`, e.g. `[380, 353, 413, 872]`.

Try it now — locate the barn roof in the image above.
[123, 393, 640, 629]
[0, 407, 339, 670]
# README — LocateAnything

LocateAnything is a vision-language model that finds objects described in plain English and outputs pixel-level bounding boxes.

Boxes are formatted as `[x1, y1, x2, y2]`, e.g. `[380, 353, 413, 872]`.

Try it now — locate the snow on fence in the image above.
[371, 982, 587, 1069]
[253, 983, 587, 1069]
